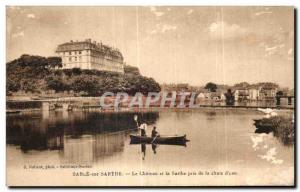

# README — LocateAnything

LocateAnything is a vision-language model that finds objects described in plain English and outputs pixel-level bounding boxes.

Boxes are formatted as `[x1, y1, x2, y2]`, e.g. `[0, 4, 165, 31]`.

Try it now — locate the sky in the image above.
[6, 6, 294, 88]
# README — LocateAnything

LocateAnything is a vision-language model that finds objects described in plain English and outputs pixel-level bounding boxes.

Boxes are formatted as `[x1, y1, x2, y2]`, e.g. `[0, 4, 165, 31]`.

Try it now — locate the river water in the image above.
[6, 108, 294, 186]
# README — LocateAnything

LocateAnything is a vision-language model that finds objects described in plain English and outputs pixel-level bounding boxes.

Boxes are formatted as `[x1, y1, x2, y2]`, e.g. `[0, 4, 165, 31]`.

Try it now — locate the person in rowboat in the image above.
[138, 123, 147, 137]
[151, 126, 159, 138]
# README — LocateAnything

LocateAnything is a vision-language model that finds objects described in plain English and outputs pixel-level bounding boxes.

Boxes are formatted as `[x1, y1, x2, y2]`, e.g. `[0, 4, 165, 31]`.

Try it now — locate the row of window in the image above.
[68, 56, 82, 62]
[63, 51, 83, 56]
[62, 63, 123, 70]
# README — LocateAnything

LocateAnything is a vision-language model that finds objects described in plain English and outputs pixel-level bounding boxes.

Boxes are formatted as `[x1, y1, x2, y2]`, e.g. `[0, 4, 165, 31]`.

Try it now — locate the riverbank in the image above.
[6, 95, 294, 114]
[6, 104, 294, 115]
[272, 115, 294, 145]
[254, 114, 294, 145]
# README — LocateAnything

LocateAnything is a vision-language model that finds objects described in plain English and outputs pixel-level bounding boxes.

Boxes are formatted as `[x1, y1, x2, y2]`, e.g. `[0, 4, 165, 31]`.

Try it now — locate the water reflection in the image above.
[7, 111, 159, 157]
[140, 144, 159, 160]
[205, 111, 216, 120]
[62, 132, 127, 163]
[7, 109, 294, 185]
[152, 143, 157, 154]
[133, 141, 185, 160]
[141, 144, 146, 160]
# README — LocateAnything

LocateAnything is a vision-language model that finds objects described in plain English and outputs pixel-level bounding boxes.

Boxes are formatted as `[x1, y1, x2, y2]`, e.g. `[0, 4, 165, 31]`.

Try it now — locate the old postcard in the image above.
[6, 6, 294, 186]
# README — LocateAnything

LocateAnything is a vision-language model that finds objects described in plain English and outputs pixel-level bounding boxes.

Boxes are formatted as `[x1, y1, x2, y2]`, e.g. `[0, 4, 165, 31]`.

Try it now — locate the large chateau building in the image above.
[56, 39, 124, 73]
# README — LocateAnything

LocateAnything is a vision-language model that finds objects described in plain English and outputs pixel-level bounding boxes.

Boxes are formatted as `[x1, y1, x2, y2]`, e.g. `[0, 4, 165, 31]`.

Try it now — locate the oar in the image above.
[151, 135, 158, 144]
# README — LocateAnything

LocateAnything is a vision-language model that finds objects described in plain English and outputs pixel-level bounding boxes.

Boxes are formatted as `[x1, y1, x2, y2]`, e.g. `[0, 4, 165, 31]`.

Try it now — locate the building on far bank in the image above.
[259, 86, 277, 100]
[210, 92, 226, 101]
[197, 90, 225, 101]
[233, 84, 278, 101]
[196, 89, 211, 100]
[56, 39, 124, 73]
[234, 88, 250, 101]
[248, 85, 260, 100]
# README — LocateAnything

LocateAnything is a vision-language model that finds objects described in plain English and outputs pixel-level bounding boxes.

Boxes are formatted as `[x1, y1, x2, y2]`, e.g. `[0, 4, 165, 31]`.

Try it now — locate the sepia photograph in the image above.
[6, 6, 295, 187]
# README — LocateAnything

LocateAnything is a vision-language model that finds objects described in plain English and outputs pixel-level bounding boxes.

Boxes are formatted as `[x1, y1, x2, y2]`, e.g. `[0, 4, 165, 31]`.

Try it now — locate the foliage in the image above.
[71, 75, 102, 95]
[124, 65, 140, 75]
[71, 68, 82, 75]
[224, 89, 235, 106]
[257, 115, 294, 145]
[204, 82, 217, 92]
[45, 76, 69, 92]
[276, 90, 284, 96]
[46, 57, 62, 68]
[7, 54, 161, 96]
[271, 116, 294, 145]
[7, 77, 21, 93]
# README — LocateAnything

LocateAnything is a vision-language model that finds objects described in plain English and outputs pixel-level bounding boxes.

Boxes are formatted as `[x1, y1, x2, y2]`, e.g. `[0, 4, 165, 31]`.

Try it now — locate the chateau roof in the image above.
[56, 39, 123, 59]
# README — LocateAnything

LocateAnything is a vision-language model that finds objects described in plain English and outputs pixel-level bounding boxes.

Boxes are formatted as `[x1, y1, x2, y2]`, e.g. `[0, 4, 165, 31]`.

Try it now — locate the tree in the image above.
[16, 54, 48, 68]
[276, 91, 284, 97]
[124, 65, 140, 75]
[62, 69, 73, 76]
[46, 76, 69, 92]
[47, 57, 62, 68]
[72, 68, 82, 75]
[205, 82, 217, 92]
[225, 89, 235, 106]
[71, 75, 101, 96]
[21, 79, 39, 93]
[7, 78, 20, 92]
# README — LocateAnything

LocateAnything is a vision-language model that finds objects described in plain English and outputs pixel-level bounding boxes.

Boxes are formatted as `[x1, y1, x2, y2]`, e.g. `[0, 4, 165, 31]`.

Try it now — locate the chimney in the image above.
[70, 40, 73, 43]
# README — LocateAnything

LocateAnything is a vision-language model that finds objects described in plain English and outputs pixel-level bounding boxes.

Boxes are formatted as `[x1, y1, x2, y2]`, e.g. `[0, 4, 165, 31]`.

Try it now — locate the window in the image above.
[69, 52, 72, 55]
[79, 51, 81, 54]
[79, 56, 82, 61]
[69, 57, 72, 62]
[75, 57, 77, 61]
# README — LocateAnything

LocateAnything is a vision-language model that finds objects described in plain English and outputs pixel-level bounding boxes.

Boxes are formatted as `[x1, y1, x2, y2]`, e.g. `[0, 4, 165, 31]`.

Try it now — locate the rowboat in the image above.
[6, 110, 21, 114]
[130, 134, 188, 145]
